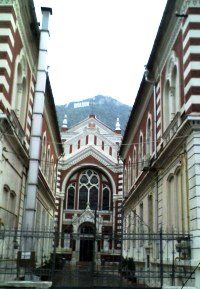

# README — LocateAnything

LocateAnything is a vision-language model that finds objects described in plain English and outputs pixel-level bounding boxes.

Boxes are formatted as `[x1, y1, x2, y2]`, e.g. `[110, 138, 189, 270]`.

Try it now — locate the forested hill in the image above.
[55, 95, 132, 135]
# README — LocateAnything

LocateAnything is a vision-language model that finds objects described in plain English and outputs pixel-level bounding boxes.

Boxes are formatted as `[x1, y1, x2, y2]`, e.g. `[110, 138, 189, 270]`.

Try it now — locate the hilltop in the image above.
[55, 95, 131, 134]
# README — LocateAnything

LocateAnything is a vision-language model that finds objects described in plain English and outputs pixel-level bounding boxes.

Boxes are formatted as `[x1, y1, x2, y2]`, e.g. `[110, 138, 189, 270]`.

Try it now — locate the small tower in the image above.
[61, 114, 68, 132]
[115, 117, 121, 134]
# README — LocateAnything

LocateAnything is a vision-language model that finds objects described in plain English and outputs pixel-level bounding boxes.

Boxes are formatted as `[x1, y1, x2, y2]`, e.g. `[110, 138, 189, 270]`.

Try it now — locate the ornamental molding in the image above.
[72, 204, 103, 233]
[0, 0, 14, 4]
[182, 0, 200, 13]
[62, 147, 120, 173]
[14, 0, 38, 78]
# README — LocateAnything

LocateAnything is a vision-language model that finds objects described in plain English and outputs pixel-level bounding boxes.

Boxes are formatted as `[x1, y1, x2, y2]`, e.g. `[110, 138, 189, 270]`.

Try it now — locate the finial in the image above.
[62, 114, 68, 128]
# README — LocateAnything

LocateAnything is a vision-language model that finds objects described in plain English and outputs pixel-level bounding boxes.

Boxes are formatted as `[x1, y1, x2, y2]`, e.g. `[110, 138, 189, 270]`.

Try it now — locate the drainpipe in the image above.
[144, 66, 157, 159]
[23, 7, 52, 232]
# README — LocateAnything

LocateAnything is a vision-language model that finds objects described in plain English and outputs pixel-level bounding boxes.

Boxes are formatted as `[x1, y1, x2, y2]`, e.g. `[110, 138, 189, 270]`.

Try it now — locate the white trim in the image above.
[185, 95, 200, 111]
[183, 30, 200, 49]
[182, 15, 200, 34]
[184, 78, 200, 94]
[184, 61, 200, 79]
[0, 44, 13, 61]
[0, 76, 9, 92]
[183, 45, 200, 63]
[0, 13, 16, 32]
[0, 28, 14, 47]
[0, 60, 11, 76]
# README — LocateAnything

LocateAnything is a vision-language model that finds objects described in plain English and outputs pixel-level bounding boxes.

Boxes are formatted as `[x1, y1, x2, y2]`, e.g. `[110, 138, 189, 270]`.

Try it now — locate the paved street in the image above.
[52, 262, 143, 288]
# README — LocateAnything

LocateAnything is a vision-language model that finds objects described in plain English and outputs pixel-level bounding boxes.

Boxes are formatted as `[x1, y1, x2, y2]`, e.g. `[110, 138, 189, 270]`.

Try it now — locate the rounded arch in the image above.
[12, 49, 28, 128]
[146, 114, 153, 157]
[163, 50, 180, 130]
[61, 163, 117, 196]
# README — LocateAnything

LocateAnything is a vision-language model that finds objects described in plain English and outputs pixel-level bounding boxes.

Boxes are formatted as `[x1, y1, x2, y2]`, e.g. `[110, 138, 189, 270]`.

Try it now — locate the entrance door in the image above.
[80, 238, 93, 261]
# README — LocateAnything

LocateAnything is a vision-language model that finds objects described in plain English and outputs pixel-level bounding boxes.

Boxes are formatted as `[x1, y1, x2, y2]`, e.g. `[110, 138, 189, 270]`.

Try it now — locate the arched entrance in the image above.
[79, 223, 94, 262]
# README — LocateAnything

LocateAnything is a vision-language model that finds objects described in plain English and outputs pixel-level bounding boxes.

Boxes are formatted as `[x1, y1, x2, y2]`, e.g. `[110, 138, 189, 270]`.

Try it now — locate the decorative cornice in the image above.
[14, 0, 38, 77]
[61, 146, 121, 173]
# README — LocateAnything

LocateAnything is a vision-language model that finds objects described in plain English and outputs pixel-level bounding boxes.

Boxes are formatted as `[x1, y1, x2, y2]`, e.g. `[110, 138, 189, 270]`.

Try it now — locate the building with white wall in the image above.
[119, 0, 200, 287]
[56, 114, 123, 264]
[0, 0, 63, 272]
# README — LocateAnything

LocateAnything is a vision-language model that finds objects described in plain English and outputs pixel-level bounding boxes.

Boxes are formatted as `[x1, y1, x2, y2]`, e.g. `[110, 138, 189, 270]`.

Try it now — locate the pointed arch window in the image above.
[78, 170, 99, 210]
[12, 52, 28, 128]
[102, 185, 110, 210]
[133, 147, 137, 182]
[41, 134, 47, 173]
[146, 117, 152, 158]
[67, 183, 75, 209]
[163, 51, 180, 130]
[139, 134, 144, 172]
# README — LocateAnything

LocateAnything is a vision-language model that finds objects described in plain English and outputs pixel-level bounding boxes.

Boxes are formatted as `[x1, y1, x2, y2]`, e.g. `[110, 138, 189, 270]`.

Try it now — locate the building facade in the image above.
[0, 0, 63, 270]
[56, 114, 123, 264]
[119, 0, 200, 287]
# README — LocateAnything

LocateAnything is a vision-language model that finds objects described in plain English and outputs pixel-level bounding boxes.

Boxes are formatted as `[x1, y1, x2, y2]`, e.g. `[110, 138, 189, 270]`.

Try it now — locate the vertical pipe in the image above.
[23, 7, 52, 233]
[160, 227, 163, 287]
[153, 84, 157, 159]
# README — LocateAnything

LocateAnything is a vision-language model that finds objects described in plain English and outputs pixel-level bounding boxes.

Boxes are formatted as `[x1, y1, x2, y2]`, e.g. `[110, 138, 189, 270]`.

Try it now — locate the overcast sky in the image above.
[34, 0, 168, 107]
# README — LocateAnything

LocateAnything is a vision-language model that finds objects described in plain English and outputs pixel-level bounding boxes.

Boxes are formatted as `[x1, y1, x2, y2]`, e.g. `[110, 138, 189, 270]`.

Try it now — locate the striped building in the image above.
[0, 0, 62, 243]
[119, 0, 200, 287]
[55, 114, 123, 264]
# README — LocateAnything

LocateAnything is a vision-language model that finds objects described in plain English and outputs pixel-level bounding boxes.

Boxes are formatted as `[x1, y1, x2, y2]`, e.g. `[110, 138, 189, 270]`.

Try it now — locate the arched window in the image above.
[102, 185, 110, 210]
[163, 51, 180, 130]
[46, 146, 51, 181]
[128, 158, 132, 189]
[2, 185, 16, 214]
[66, 169, 111, 212]
[41, 134, 47, 173]
[78, 170, 99, 210]
[139, 134, 143, 172]
[133, 147, 137, 182]
[146, 117, 152, 158]
[67, 183, 75, 209]
[12, 51, 28, 128]
[49, 156, 54, 188]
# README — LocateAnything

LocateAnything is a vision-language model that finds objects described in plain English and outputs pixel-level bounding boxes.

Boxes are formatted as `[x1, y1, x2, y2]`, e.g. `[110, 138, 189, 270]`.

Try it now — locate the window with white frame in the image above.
[12, 51, 28, 129]
[41, 134, 47, 173]
[163, 51, 180, 130]
[133, 147, 137, 182]
[128, 158, 131, 190]
[139, 134, 144, 172]
[146, 117, 152, 158]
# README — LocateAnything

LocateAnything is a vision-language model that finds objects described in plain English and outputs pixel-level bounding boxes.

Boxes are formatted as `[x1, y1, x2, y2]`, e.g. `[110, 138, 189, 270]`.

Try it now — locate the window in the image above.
[69, 144, 72, 154]
[127, 158, 131, 190]
[2, 185, 16, 214]
[146, 117, 152, 158]
[167, 174, 175, 231]
[139, 134, 143, 172]
[86, 135, 88, 145]
[133, 147, 137, 182]
[148, 195, 153, 232]
[102, 185, 110, 210]
[41, 134, 47, 173]
[94, 135, 97, 145]
[78, 170, 99, 210]
[67, 183, 75, 209]
[163, 51, 180, 130]
[102, 141, 104, 150]
[78, 140, 80, 149]
[109, 146, 112, 156]
[12, 52, 28, 128]
[46, 146, 50, 180]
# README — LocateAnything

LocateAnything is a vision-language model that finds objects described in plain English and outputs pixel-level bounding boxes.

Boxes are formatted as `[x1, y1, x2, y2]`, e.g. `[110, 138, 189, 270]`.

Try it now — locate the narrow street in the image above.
[52, 262, 147, 288]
